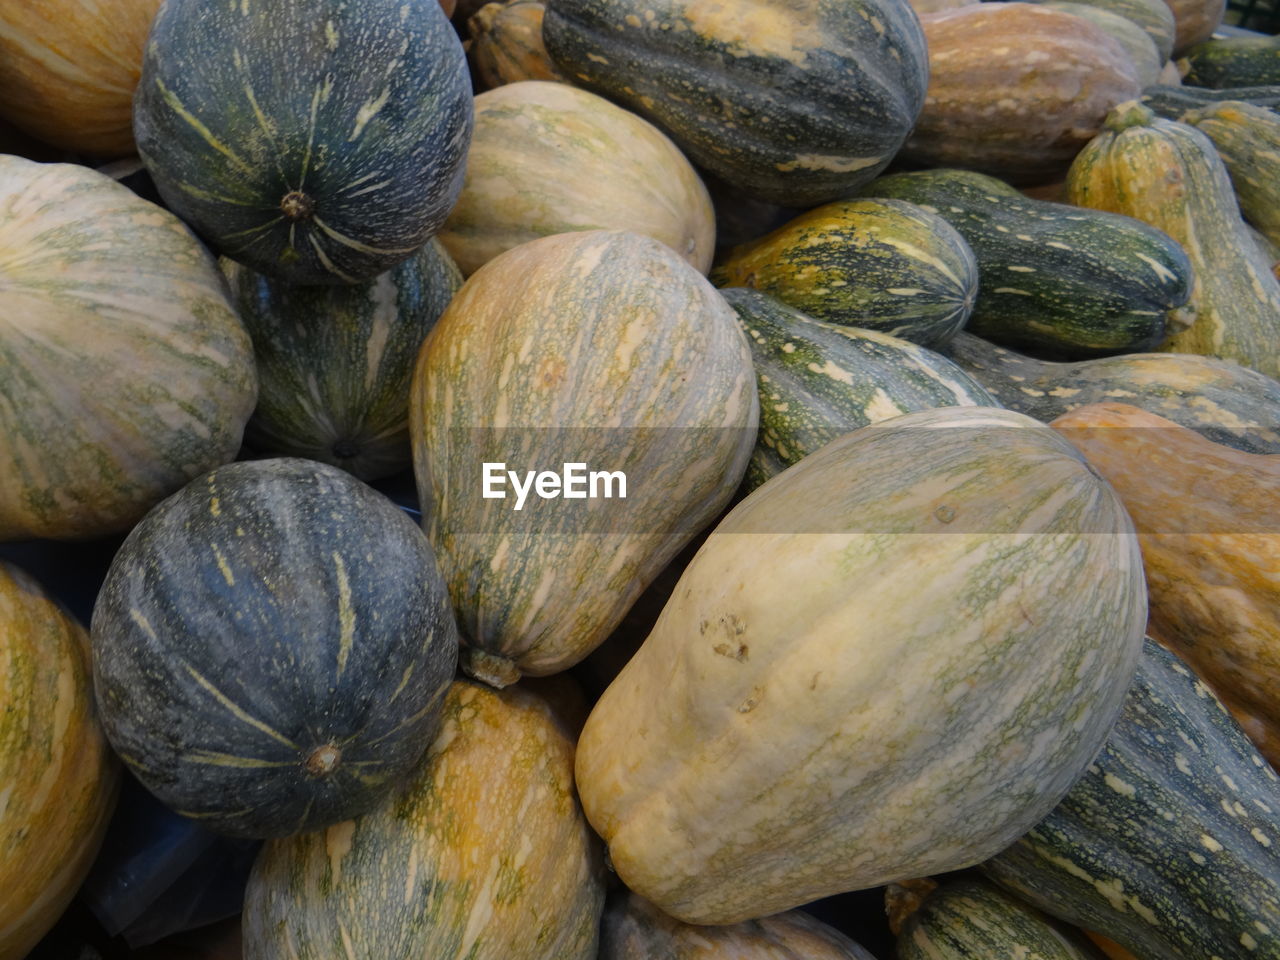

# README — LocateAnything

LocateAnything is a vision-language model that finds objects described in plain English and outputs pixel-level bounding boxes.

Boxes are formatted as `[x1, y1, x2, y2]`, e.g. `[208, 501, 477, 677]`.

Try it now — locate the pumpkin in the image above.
[541, 0, 928, 207]
[0, 0, 161, 157]
[1165, 0, 1228, 55]
[242, 679, 605, 960]
[575, 405, 1146, 924]
[0, 156, 256, 542]
[222, 239, 462, 481]
[1140, 82, 1280, 118]
[1067, 100, 1280, 380]
[1030, 0, 1176, 60]
[710, 198, 979, 348]
[600, 889, 879, 959]
[723, 288, 996, 490]
[1180, 36, 1280, 87]
[896, 877, 1109, 960]
[943, 332, 1280, 454]
[90, 458, 459, 838]
[982, 637, 1280, 960]
[1181, 100, 1280, 246]
[438, 81, 715, 276]
[1049, 401, 1280, 768]
[1040, 3, 1164, 86]
[411, 230, 757, 687]
[857, 169, 1192, 359]
[467, 0, 565, 88]
[906, 4, 1142, 183]
[0, 562, 119, 960]
[133, 0, 473, 285]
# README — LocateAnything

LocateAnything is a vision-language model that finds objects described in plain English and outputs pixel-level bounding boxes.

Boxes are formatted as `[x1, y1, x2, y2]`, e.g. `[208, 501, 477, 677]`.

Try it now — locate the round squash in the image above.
[0, 0, 161, 157]
[439, 81, 715, 276]
[468, 0, 566, 89]
[907, 4, 1142, 182]
[133, 0, 473, 285]
[711, 198, 979, 348]
[0, 156, 256, 542]
[0, 562, 119, 960]
[222, 239, 463, 481]
[542, 0, 928, 207]
[411, 229, 757, 687]
[243, 679, 605, 960]
[575, 405, 1147, 924]
[90, 458, 459, 838]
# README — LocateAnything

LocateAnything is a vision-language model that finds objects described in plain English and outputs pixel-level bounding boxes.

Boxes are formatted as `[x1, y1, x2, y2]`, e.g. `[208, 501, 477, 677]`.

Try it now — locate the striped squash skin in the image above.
[1031, 0, 1176, 60]
[411, 230, 757, 686]
[1182, 101, 1280, 246]
[1049, 402, 1280, 768]
[1141, 83, 1280, 118]
[438, 81, 715, 276]
[1180, 36, 1280, 87]
[242, 680, 605, 960]
[600, 889, 879, 960]
[467, 0, 566, 89]
[0, 156, 256, 542]
[942, 332, 1280, 453]
[858, 169, 1191, 358]
[222, 239, 462, 481]
[1040, 3, 1164, 86]
[0, 563, 119, 960]
[1067, 102, 1280, 379]
[133, 0, 472, 285]
[711, 199, 979, 348]
[906, 5, 1141, 183]
[575, 405, 1147, 925]
[982, 638, 1280, 960]
[0, 0, 161, 157]
[541, 0, 928, 207]
[898, 877, 1108, 960]
[90, 458, 459, 838]
[723, 288, 996, 490]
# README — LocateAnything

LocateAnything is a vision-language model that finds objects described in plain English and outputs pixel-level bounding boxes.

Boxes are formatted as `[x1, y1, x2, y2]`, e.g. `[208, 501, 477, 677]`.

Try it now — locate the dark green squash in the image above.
[222, 239, 462, 481]
[981, 638, 1280, 960]
[133, 0, 473, 285]
[858, 169, 1192, 359]
[1180, 35, 1280, 88]
[1140, 82, 1280, 118]
[1182, 100, 1280, 246]
[90, 458, 459, 839]
[723, 288, 997, 490]
[943, 332, 1280, 453]
[541, 0, 927, 207]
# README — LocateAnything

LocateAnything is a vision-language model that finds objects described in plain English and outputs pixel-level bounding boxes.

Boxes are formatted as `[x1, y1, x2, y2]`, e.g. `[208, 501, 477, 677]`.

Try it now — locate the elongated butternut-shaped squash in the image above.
[576, 405, 1146, 925]
[1050, 401, 1280, 767]
[1181, 99, 1280, 246]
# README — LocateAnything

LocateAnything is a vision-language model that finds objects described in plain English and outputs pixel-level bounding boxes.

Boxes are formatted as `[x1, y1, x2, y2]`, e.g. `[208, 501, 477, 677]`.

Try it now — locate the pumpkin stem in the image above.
[281, 190, 316, 221]
[884, 878, 940, 935]
[305, 743, 341, 777]
[460, 646, 521, 689]
[1104, 100, 1157, 134]
[332, 438, 361, 460]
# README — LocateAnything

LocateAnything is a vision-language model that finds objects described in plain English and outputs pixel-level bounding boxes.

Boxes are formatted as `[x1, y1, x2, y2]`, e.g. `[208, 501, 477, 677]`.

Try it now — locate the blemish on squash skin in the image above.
[713, 641, 748, 662]
[738, 686, 764, 713]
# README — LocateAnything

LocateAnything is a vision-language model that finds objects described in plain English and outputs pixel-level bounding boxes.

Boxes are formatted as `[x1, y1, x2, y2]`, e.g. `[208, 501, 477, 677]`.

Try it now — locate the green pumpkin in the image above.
[134, 0, 473, 284]
[222, 240, 462, 481]
[541, 0, 928, 206]
[1180, 35, 1280, 88]
[1181, 100, 1280, 247]
[90, 458, 459, 838]
[1140, 82, 1280, 118]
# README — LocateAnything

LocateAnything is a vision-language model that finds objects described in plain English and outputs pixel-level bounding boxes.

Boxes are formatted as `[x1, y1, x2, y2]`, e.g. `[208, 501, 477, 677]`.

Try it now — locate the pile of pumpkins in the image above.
[2, 0, 1280, 957]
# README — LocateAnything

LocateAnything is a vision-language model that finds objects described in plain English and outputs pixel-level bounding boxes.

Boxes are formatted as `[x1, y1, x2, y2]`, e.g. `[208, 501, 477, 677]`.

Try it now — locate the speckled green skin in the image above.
[541, 0, 927, 207]
[0, 156, 256, 542]
[899, 878, 1107, 960]
[723, 288, 996, 490]
[982, 639, 1280, 960]
[243, 680, 605, 960]
[711, 198, 979, 348]
[134, 0, 472, 285]
[1182, 36, 1280, 88]
[1026, 0, 1175, 59]
[1183, 101, 1280, 247]
[859, 169, 1192, 359]
[90, 458, 459, 839]
[1141, 83, 1280, 118]
[222, 240, 461, 481]
[943, 332, 1280, 453]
